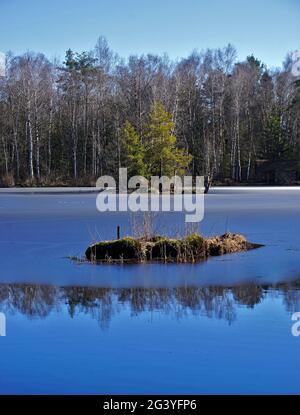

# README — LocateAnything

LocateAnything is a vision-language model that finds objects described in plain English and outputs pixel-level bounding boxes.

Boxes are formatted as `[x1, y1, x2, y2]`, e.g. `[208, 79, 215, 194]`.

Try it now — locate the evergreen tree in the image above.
[144, 102, 192, 177]
[122, 121, 146, 176]
[261, 115, 291, 160]
[64, 49, 77, 70]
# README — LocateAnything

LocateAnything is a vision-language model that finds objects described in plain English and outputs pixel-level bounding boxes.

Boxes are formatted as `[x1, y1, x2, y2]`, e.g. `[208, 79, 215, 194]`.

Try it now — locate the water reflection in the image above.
[0, 281, 299, 329]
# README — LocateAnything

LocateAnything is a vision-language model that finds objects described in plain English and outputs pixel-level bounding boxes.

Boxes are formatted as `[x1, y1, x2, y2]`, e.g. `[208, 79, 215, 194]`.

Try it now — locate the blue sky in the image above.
[0, 0, 299, 69]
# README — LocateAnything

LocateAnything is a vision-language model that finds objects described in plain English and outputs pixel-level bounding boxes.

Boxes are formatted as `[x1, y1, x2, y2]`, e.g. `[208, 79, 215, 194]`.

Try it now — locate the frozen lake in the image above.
[0, 187, 300, 393]
[0, 187, 299, 287]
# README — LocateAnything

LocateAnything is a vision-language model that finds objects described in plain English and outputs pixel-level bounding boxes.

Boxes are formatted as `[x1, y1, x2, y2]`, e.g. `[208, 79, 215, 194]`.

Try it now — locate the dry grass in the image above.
[85, 232, 263, 264]
[0, 174, 15, 187]
[207, 232, 252, 255]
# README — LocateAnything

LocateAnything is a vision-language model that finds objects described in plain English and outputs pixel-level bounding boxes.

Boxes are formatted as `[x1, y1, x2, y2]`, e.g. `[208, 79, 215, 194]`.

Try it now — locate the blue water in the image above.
[0, 188, 300, 393]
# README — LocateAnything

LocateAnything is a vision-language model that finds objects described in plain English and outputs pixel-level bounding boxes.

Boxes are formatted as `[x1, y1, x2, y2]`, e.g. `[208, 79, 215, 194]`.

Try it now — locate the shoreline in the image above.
[0, 187, 102, 194]
[0, 185, 300, 195]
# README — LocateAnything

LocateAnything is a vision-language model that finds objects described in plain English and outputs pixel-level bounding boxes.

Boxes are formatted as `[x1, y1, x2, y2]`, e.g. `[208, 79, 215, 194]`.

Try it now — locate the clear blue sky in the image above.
[0, 0, 299, 69]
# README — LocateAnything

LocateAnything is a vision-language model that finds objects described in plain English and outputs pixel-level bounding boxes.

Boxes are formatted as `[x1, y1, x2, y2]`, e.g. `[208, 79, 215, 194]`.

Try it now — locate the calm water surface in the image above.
[0, 188, 299, 393]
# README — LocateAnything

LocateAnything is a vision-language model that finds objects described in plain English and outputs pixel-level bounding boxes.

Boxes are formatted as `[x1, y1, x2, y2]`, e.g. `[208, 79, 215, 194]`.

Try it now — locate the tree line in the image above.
[0, 37, 299, 186]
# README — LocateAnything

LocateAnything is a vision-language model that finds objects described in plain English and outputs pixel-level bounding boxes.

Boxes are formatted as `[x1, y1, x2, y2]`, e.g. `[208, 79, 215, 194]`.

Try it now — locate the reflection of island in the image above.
[0, 281, 299, 329]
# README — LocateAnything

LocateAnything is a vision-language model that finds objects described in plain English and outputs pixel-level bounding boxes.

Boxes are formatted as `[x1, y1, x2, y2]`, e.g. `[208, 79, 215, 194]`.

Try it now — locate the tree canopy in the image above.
[0, 39, 299, 186]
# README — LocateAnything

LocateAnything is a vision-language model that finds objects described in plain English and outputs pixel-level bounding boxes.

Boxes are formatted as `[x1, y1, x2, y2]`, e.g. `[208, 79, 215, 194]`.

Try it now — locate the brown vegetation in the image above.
[85, 232, 263, 264]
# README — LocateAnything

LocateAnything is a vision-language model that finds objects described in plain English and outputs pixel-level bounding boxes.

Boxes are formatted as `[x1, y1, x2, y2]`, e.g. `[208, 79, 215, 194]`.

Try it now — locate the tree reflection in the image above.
[63, 287, 115, 330]
[0, 284, 59, 318]
[232, 285, 264, 308]
[0, 280, 299, 329]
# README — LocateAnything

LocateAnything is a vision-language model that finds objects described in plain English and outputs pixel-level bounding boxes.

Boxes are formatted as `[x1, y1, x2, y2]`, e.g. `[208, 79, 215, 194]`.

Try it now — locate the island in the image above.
[85, 232, 263, 264]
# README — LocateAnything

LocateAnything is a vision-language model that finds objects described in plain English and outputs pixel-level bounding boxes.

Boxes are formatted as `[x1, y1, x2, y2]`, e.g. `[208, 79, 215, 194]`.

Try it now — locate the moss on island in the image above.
[85, 232, 263, 264]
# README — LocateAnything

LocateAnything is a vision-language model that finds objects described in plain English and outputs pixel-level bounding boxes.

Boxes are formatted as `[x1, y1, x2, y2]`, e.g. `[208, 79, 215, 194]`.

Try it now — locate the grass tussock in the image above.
[85, 232, 263, 264]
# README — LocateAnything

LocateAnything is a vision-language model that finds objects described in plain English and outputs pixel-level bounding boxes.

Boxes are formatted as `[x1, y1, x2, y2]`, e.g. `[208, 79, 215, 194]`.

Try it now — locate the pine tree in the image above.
[122, 121, 146, 176]
[144, 102, 192, 177]
[261, 115, 291, 161]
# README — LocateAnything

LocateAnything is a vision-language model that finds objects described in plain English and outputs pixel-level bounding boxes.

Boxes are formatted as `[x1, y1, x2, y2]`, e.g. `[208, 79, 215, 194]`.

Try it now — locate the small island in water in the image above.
[85, 232, 263, 264]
